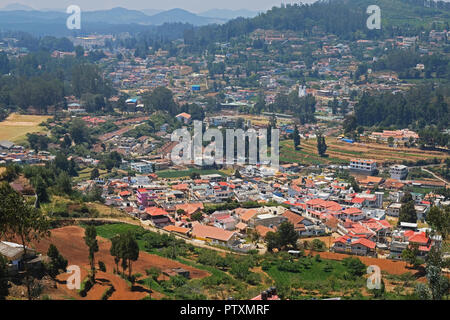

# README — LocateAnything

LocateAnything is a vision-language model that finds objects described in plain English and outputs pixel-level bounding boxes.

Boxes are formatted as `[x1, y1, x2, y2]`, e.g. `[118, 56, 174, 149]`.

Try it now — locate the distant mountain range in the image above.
[1, 3, 34, 11]
[199, 9, 260, 20]
[0, 5, 259, 31]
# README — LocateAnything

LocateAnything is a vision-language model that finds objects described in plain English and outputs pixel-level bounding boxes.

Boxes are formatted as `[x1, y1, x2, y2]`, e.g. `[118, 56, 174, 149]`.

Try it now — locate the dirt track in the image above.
[31, 225, 209, 300]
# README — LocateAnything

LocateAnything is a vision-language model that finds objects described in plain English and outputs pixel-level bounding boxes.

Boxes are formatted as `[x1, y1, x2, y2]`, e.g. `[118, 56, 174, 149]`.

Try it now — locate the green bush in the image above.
[245, 272, 261, 285]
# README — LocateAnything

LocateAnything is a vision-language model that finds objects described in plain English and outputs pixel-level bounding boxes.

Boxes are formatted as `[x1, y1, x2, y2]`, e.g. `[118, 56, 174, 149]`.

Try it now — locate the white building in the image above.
[349, 159, 377, 174]
[387, 202, 403, 217]
[390, 165, 408, 180]
[130, 162, 154, 174]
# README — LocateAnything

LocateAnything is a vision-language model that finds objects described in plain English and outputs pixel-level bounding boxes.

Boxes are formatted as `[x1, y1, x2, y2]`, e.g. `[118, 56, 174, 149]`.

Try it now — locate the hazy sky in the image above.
[0, 0, 318, 13]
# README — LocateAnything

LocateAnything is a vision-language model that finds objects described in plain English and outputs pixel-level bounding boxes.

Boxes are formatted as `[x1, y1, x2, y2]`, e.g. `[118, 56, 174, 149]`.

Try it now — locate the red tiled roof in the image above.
[145, 207, 169, 217]
[192, 224, 235, 242]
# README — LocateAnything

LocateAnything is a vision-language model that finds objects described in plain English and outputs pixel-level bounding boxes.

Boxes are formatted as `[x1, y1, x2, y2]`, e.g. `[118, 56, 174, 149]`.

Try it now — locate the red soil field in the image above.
[307, 250, 418, 275]
[31, 225, 209, 300]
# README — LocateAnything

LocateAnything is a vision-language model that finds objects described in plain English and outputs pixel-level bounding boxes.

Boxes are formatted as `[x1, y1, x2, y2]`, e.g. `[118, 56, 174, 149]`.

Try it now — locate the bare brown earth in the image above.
[307, 250, 419, 276]
[30, 225, 209, 300]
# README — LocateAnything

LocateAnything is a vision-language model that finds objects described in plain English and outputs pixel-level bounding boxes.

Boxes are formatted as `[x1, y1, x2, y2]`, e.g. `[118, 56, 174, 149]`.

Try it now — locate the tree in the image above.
[47, 244, 68, 278]
[0, 182, 50, 300]
[84, 225, 99, 281]
[248, 228, 260, 245]
[90, 168, 100, 180]
[110, 235, 121, 273]
[415, 264, 450, 300]
[75, 45, 84, 58]
[310, 239, 326, 252]
[399, 200, 417, 224]
[122, 232, 140, 279]
[33, 175, 49, 208]
[316, 133, 327, 157]
[401, 192, 413, 203]
[277, 222, 299, 250]
[342, 257, 366, 278]
[146, 267, 161, 282]
[427, 206, 450, 240]
[265, 231, 280, 252]
[56, 171, 72, 195]
[387, 136, 395, 146]
[143, 87, 178, 116]
[401, 243, 423, 269]
[0, 255, 8, 300]
[293, 125, 300, 150]
[191, 211, 203, 222]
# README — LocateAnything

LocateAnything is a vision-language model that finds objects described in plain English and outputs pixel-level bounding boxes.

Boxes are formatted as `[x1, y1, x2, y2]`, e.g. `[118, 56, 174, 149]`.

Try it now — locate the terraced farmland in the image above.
[280, 137, 448, 165]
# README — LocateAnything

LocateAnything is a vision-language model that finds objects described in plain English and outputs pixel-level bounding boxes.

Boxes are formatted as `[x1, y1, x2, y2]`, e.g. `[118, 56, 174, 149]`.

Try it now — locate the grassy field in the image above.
[0, 113, 51, 143]
[266, 258, 347, 286]
[157, 168, 229, 179]
[74, 167, 108, 183]
[280, 137, 448, 165]
[92, 223, 141, 239]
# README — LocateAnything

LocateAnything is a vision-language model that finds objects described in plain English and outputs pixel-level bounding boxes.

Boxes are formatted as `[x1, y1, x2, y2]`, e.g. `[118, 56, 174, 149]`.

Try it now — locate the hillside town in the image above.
[0, 0, 449, 302]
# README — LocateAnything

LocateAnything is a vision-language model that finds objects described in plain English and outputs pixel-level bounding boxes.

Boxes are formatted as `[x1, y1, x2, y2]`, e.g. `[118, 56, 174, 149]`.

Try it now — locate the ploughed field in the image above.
[280, 137, 448, 165]
[31, 225, 209, 300]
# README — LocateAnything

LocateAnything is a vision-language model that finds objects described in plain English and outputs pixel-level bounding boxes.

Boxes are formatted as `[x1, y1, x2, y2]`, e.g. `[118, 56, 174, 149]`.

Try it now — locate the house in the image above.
[332, 236, 376, 256]
[131, 162, 154, 174]
[67, 103, 86, 113]
[145, 207, 171, 228]
[255, 225, 277, 239]
[0, 241, 40, 272]
[390, 165, 408, 180]
[414, 205, 428, 222]
[163, 225, 191, 237]
[175, 203, 204, 217]
[390, 230, 440, 259]
[341, 207, 365, 222]
[192, 224, 238, 246]
[0, 141, 15, 151]
[387, 202, 402, 217]
[282, 210, 325, 236]
[136, 188, 157, 207]
[175, 112, 192, 124]
[349, 159, 377, 174]
[251, 213, 287, 229]
[235, 208, 259, 224]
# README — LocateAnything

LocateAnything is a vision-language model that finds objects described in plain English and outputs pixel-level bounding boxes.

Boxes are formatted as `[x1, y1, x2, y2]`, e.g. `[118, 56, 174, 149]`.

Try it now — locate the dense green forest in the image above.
[0, 45, 115, 114]
[181, 0, 450, 51]
[354, 84, 449, 131]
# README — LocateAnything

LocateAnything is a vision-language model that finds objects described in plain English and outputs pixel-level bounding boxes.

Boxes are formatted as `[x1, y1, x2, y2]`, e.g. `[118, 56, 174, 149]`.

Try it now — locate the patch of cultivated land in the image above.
[31, 225, 209, 300]
[280, 138, 448, 165]
[307, 250, 418, 276]
[0, 113, 51, 143]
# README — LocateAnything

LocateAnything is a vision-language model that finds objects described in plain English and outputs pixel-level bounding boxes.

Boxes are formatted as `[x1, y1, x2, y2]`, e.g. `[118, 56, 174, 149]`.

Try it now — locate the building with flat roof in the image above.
[131, 162, 154, 174]
[349, 159, 377, 174]
[390, 165, 408, 180]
